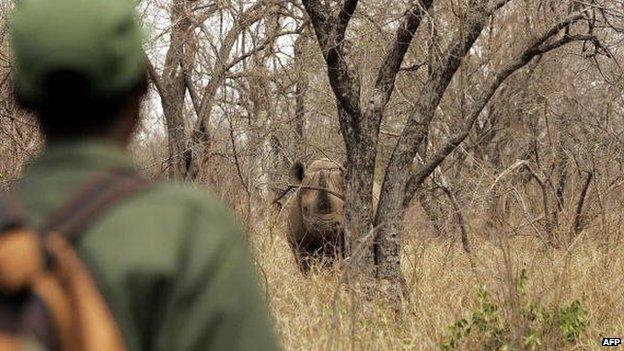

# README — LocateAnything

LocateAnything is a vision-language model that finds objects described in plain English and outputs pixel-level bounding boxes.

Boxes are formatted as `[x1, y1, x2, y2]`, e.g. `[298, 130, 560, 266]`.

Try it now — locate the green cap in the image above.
[11, 0, 145, 104]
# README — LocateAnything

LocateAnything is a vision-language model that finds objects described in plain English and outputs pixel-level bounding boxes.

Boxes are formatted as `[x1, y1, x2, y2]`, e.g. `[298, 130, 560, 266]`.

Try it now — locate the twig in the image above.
[272, 184, 345, 205]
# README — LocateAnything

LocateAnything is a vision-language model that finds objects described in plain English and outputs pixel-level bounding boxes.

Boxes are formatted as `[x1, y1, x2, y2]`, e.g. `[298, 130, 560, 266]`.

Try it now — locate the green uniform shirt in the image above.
[14, 140, 280, 351]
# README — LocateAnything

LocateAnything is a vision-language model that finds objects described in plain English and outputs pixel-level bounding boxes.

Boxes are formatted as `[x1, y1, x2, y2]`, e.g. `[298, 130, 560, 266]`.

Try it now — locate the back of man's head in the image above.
[11, 0, 147, 138]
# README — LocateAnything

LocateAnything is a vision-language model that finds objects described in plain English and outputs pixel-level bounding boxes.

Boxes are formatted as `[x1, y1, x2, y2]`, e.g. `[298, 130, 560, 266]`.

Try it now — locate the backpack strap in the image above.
[42, 169, 152, 351]
[40, 169, 153, 240]
[1, 168, 152, 240]
[0, 169, 153, 351]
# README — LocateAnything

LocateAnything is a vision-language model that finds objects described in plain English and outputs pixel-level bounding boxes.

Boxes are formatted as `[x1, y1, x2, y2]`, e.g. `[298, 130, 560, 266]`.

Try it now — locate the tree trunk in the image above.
[161, 0, 193, 178]
[163, 92, 188, 177]
[374, 4, 490, 302]
[340, 106, 378, 278]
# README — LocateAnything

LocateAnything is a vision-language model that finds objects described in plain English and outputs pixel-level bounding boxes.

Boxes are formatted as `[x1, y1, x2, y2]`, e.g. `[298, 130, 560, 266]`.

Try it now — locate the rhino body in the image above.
[286, 159, 380, 272]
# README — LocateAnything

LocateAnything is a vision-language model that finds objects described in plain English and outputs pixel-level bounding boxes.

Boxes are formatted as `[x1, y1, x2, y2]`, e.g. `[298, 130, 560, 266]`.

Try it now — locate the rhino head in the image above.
[290, 159, 346, 234]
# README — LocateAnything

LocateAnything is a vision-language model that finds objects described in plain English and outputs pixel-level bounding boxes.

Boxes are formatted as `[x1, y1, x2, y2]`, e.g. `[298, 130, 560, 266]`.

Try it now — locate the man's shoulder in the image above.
[80, 180, 238, 264]
[144, 181, 214, 204]
[125, 180, 231, 221]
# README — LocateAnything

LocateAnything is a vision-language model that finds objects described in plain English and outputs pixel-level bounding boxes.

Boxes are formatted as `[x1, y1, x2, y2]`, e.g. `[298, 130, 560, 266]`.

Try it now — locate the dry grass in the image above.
[252, 219, 624, 350]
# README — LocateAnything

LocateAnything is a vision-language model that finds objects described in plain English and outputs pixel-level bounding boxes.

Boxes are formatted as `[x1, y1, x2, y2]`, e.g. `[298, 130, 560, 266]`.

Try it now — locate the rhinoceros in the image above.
[286, 159, 380, 272]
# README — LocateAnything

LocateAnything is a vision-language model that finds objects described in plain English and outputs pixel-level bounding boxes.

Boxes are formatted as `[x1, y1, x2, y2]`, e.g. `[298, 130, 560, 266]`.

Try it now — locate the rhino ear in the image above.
[290, 161, 305, 183]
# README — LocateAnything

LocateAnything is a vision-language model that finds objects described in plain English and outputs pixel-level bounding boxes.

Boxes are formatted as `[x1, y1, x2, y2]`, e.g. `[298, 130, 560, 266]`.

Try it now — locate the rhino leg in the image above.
[289, 230, 346, 273]
[288, 234, 318, 274]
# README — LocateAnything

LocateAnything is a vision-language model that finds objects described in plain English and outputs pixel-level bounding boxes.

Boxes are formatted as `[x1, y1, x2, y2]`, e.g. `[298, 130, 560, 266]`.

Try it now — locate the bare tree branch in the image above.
[373, 0, 434, 112]
[403, 13, 593, 205]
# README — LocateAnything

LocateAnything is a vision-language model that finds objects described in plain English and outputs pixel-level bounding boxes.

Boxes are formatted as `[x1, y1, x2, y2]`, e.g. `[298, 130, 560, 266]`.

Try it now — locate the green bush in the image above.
[441, 270, 588, 350]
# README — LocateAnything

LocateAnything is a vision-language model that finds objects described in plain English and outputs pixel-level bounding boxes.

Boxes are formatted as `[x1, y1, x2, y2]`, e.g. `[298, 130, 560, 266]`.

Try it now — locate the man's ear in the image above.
[290, 161, 305, 183]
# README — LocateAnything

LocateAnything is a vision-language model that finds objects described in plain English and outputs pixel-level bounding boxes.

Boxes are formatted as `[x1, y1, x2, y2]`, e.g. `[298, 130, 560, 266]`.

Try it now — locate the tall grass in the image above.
[254, 219, 624, 350]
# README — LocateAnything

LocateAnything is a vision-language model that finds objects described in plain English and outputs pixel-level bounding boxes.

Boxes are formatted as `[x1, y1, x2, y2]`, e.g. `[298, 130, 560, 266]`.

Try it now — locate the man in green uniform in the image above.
[6, 0, 280, 350]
